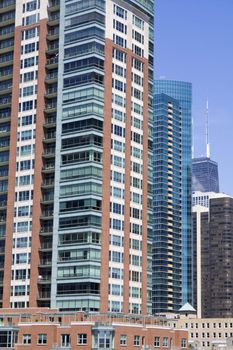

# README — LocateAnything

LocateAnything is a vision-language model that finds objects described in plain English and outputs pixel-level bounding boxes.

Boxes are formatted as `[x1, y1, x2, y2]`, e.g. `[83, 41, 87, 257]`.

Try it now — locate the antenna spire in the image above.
[205, 99, 210, 158]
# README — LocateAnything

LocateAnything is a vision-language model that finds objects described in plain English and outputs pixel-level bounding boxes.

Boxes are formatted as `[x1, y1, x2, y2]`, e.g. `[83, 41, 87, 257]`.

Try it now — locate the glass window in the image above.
[134, 335, 140, 346]
[181, 338, 187, 348]
[77, 333, 87, 345]
[61, 334, 70, 347]
[163, 337, 168, 347]
[38, 334, 47, 345]
[23, 334, 31, 344]
[154, 337, 160, 347]
[120, 335, 127, 346]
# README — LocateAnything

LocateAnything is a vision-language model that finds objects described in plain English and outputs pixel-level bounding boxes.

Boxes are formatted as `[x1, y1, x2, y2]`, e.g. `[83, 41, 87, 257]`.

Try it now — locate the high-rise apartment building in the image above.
[153, 93, 182, 313]
[192, 157, 219, 193]
[193, 195, 233, 318]
[154, 80, 193, 308]
[192, 204, 208, 318]
[0, 0, 154, 314]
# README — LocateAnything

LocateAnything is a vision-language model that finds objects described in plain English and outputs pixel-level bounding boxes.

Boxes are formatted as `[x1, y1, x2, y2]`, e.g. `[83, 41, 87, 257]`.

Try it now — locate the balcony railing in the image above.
[48, 28, 59, 36]
[0, 0, 15, 9]
[46, 72, 58, 80]
[46, 57, 58, 65]
[45, 87, 57, 95]
[41, 210, 53, 217]
[41, 194, 54, 201]
[42, 179, 54, 186]
[40, 226, 53, 233]
[44, 116, 56, 125]
[38, 291, 51, 298]
[49, 13, 60, 21]
[45, 103, 57, 110]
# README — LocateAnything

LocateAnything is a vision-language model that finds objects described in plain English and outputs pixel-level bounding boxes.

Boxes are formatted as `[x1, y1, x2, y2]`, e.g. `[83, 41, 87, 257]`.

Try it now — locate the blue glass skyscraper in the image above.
[153, 93, 182, 312]
[154, 80, 193, 308]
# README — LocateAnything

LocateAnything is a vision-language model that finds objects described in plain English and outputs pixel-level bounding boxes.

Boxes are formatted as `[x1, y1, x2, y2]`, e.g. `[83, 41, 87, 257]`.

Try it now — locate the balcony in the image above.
[48, 12, 60, 26]
[0, 68, 13, 81]
[47, 27, 59, 41]
[41, 194, 54, 203]
[45, 87, 57, 98]
[44, 116, 56, 128]
[43, 132, 56, 142]
[46, 56, 58, 69]
[46, 42, 59, 55]
[0, 54, 13, 68]
[40, 210, 54, 220]
[0, 201, 7, 209]
[40, 226, 53, 235]
[42, 165, 55, 175]
[37, 276, 51, 284]
[44, 103, 57, 114]
[43, 148, 55, 158]
[0, 82, 12, 95]
[0, 28, 14, 40]
[0, 13, 15, 27]
[0, 40, 14, 54]
[40, 241, 52, 249]
[39, 259, 52, 267]
[0, 97, 11, 108]
[0, 1, 15, 14]
[45, 71, 58, 84]
[42, 178, 54, 188]
[37, 291, 51, 299]
[48, 0, 60, 13]
[51, 346, 71, 350]
[0, 216, 6, 223]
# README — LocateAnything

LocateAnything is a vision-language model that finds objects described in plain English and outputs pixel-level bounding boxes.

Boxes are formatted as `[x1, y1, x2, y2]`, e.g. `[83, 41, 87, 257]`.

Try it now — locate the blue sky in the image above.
[155, 0, 233, 195]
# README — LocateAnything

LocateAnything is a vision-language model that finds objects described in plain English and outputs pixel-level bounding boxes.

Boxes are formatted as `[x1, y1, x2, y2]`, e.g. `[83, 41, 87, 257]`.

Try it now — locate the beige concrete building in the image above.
[166, 309, 233, 350]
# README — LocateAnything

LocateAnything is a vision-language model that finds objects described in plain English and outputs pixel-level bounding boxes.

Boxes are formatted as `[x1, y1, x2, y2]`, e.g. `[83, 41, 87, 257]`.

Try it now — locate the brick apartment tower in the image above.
[0, 0, 154, 314]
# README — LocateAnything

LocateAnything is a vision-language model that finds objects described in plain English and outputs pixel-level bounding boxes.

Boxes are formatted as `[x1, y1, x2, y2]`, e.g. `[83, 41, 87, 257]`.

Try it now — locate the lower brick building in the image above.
[0, 308, 188, 349]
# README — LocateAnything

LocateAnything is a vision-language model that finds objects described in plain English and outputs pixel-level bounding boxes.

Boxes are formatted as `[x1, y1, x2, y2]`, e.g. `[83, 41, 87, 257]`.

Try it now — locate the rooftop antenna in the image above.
[205, 99, 210, 158]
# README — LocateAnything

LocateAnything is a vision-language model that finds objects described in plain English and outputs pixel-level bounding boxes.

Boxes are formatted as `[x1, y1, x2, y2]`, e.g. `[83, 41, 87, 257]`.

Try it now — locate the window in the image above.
[98, 331, 111, 348]
[15, 269, 27, 280]
[38, 334, 47, 345]
[154, 337, 160, 347]
[22, 115, 34, 126]
[111, 284, 121, 296]
[23, 334, 31, 344]
[111, 267, 121, 279]
[16, 253, 28, 264]
[113, 48, 126, 63]
[120, 335, 127, 346]
[61, 334, 70, 347]
[133, 15, 144, 30]
[24, 57, 35, 68]
[111, 234, 121, 246]
[24, 71, 35, 82]
[24, 28, 36, 39]
[16, 237, 28, 248]
[163, 337, 168, 347]
[14, 285, 26, 296]
[25, 14, 37, 26]
[18, 191, 30, 201]
[77, 333, 87, 345]
[181, 338, 187, 348]
[134, 335, 140, 346]
[113, 5, 127, 19]
[26, 0, 37, 11]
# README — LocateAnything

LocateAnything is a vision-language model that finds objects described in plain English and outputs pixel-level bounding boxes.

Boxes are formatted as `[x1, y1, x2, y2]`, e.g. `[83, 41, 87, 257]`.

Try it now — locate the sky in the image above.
[155, 0, 233, 196]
